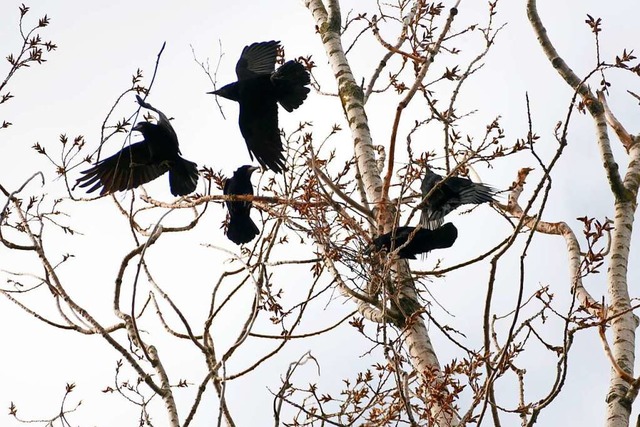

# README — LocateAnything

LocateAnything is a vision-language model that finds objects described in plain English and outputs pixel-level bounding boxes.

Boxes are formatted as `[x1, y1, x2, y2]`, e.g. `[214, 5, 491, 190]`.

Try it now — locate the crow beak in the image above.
[206, 89, 219, 95]
[248, 166, 260, 174]
[132, 122, 144, 132]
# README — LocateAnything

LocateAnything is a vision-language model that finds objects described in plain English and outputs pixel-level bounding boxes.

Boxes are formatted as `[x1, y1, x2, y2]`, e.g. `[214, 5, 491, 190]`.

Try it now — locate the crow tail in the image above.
[419, 211, 444, 230]
[273, 60, 311, 112]
[169, 157, 199, 196]
[227, 214, 260, 245]
[428, 223, 459, 250]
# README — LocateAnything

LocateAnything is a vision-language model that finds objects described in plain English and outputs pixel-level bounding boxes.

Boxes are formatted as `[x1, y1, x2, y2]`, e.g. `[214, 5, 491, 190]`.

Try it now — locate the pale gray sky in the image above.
[1, 0, 638, 425]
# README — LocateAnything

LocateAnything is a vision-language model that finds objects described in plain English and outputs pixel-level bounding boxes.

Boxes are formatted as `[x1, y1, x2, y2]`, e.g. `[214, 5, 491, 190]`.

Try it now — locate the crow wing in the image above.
[76, 141, 169, 195]
[238, 92, 285, 173]
[446, 177, 496, 205]
[236, 40, 279, 80]
[420, 169, 495, 228]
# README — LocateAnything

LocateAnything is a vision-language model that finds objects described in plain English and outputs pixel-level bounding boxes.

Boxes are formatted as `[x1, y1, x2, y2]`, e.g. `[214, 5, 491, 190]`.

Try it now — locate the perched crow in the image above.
[371, 223, 458, 259]
[209, 40, 311, 173]
[370, 223, 458, 260]
[224, 165, 260, 245]
[420, 168, 496, 229]
[76, 97, 198, 196]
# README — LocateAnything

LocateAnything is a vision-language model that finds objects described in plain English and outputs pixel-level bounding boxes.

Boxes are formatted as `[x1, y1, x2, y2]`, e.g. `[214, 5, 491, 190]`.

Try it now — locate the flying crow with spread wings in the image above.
[370, 223, 458, 260]
[420, 167, 496, 229]
[209, 40, 310, 173]
[76, 96, 199, 196]
[224, 165, 260, 245]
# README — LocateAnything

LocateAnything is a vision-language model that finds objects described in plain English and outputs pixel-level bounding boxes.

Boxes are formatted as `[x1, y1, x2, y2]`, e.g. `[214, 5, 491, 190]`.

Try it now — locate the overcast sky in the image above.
[1, 0, 639, 426]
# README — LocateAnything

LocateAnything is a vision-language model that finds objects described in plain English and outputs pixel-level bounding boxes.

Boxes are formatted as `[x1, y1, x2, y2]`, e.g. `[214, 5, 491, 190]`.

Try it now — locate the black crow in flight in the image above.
[420, 168, 496, 229]
[224, 165, 260, 245]
[76, 97, 199, 196]
[209, 40, 310, 173]
[369, 223, 458, 260]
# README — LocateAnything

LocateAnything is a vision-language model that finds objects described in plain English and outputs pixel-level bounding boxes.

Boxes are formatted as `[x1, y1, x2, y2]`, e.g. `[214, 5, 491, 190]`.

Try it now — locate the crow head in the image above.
[234, 165, 260, 179]
[244, 165, 260, 175]
[132, 121, 154, 136]
[208, 82, 240, 101]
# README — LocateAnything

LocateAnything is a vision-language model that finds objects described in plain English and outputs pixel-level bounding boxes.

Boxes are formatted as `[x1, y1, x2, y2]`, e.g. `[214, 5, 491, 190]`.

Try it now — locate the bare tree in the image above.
[2, 1, 639, 426]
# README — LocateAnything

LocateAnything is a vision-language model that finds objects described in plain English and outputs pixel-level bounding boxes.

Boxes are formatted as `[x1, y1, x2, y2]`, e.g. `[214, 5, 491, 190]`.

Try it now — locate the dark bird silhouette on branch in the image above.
[209, 40, 311, 173]
[369, 223, 458, 260]
[75, 96, 199, 196]
[224, 165, 260, 245]
[420, 167, 496, 229]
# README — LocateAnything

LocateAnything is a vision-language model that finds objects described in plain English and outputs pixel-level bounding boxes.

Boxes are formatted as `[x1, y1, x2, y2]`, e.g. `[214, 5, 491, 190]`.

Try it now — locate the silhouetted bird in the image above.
[76, 97, 198, 196]
[224, 165, 260, 245]
[420, 168, 496, 229]
[209, 40, 310, 173]
[370, 223, 458, 260]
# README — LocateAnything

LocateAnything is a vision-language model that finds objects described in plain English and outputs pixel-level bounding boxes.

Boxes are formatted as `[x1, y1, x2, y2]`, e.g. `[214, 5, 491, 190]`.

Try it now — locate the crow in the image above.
[209, 40, 310, 173]
[76, 97, 199, 196]
[224, 165, 260, 245]
[369, 223, 458, 260]
[419, 168, 496, 229]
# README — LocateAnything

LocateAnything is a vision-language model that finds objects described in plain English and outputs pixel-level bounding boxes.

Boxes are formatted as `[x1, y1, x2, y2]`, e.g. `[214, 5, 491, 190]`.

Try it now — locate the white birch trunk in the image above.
[605, 199, 636, 427]
[304, 0, 383, 201]
[527, 0, 640, 425]
[605, 143, 640, 426]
